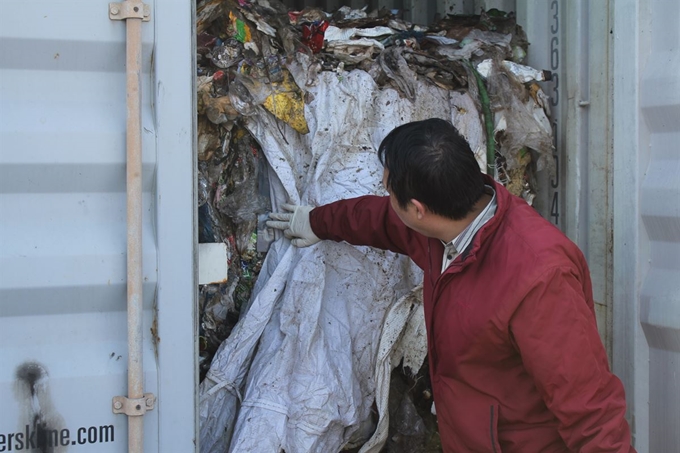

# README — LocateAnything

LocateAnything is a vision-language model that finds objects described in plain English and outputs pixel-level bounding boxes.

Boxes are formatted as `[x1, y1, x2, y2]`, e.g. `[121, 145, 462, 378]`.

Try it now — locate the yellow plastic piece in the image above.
[263, 71, 309, 135]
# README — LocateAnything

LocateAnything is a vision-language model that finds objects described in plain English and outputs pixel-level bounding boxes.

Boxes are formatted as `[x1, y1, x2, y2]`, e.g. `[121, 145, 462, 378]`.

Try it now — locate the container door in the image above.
[0, 1, 195, 452]
[612, 0, 680, 451]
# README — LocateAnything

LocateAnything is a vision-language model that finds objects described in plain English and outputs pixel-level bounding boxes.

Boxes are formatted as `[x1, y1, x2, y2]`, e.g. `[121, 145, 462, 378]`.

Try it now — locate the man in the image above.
[267, 118, 635, 452]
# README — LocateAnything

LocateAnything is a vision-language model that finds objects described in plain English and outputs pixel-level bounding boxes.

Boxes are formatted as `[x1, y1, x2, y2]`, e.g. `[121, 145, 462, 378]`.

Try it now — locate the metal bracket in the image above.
[112, 393, 156, 416]
[109, 2, 150, 21]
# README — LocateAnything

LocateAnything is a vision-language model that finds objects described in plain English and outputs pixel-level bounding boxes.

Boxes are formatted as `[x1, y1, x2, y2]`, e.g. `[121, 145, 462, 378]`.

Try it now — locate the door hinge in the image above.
[109, 2, 150, 21]
[112, 393, 156, 416]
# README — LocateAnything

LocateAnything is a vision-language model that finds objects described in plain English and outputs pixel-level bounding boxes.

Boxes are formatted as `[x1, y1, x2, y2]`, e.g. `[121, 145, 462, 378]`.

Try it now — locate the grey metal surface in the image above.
[563, 0, 614, 356]
[154, 0, 198, 451]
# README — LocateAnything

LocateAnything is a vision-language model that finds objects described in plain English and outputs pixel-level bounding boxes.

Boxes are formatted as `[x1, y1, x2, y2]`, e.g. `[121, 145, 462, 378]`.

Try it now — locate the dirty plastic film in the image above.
[195, 2, 553, 452]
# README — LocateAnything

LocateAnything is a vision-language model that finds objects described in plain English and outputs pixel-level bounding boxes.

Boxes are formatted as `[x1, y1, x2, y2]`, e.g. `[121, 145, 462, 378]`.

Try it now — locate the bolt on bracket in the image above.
[109, 2, 150, 21]
[112, 393, 156, 416]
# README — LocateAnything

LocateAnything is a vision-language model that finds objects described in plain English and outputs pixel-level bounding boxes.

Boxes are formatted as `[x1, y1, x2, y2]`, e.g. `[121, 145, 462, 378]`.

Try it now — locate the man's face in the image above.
[382, 168, 427, 235]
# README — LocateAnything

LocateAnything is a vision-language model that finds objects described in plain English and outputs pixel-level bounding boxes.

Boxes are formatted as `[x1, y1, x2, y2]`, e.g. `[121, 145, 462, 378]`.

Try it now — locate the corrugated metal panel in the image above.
[613, 0, 680, 451]
[0, 1, 195, 451]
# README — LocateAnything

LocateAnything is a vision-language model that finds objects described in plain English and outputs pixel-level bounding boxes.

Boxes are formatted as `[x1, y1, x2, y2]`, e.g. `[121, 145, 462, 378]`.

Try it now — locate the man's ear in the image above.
[411, 199, 427, 220]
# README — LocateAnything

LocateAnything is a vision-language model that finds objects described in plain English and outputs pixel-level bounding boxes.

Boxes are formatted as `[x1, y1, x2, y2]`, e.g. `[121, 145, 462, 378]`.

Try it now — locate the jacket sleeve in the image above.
[509, 266, 635, 453]
[309, 195, 429, 268]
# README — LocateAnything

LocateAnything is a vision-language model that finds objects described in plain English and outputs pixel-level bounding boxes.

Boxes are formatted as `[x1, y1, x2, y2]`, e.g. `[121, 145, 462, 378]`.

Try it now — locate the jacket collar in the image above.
[435, 175, 513, 272]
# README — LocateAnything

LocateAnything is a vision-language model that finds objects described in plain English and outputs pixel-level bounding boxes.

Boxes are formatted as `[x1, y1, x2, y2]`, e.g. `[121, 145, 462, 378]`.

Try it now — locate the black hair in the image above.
[378, 118, 485, 220]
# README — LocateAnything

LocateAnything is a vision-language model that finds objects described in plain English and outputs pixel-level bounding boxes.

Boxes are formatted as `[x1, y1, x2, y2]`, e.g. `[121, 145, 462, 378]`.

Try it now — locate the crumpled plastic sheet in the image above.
[485, 58, 553, 172]
[198, 54, 487, 453]
[358, 285, 427, 453]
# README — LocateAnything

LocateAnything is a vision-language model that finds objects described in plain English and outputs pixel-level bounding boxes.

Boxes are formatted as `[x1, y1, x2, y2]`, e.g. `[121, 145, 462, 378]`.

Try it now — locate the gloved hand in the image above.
[266, 204, 321, 247]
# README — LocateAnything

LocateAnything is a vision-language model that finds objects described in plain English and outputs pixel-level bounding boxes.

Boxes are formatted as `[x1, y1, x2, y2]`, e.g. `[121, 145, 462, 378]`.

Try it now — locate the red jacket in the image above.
[310, 178, 635, 453]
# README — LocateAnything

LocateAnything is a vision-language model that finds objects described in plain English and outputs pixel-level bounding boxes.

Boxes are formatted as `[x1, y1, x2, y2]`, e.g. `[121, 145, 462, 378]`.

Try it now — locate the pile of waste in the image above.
[196, 1, 554, 452]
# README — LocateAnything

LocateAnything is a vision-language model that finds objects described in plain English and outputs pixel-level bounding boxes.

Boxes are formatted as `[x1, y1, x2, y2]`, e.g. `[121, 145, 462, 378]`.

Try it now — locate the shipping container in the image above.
[1, 0, 677, 452]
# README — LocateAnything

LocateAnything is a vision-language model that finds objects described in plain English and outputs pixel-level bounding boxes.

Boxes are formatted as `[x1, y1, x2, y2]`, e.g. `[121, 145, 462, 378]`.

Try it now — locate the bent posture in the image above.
[268, 118, 635, 452]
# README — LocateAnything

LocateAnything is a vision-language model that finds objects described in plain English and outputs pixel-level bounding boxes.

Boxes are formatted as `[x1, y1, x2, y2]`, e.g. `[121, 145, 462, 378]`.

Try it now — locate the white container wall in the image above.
[0, 1, 195, 452]
[612, 0, 680, 451]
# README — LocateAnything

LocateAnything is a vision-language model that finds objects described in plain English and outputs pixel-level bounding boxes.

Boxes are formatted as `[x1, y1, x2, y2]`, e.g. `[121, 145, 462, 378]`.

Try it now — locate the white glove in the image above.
[266, 204, 321, 248]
